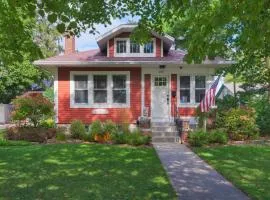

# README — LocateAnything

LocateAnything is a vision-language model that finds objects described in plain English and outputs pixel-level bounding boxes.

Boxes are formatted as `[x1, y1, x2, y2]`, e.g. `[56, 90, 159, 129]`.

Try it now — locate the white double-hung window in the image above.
[114, 38, 156, 57]
[71, 72, 130, 108]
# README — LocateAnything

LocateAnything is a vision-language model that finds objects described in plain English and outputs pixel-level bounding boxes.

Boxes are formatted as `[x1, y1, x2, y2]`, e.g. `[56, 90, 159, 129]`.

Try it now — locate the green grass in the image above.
[0, 144, 177, 200]
[194, 145, 270, 200]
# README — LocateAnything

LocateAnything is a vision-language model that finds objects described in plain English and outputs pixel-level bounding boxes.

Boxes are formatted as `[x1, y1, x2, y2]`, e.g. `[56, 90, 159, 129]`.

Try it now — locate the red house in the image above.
[34, 24, 229, 129]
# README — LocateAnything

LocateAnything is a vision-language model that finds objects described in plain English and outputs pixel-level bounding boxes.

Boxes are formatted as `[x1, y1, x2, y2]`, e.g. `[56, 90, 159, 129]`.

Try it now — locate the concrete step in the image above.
[151, 122, 175, 127]
[152, 131, 179, 137]
[152, 137, 178, 143]
[151, 126, 177, 132]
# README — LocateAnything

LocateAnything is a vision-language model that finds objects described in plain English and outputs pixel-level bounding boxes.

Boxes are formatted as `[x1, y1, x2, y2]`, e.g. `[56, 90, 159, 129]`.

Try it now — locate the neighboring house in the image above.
[216, 82, 244, 99]
[34, 24, 231, 126]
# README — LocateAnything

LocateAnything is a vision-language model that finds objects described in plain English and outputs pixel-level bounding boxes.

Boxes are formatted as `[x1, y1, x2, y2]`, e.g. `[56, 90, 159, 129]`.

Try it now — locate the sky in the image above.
[73, 17, 137, 51]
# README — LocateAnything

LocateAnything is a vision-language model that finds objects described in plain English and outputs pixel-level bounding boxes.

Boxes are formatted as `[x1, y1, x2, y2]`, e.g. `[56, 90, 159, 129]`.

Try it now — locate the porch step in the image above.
[152, 131, 178, 137]
[151, 126, 178, 132]
[151, 122, 179, 143]
[152, 137, 179, 143]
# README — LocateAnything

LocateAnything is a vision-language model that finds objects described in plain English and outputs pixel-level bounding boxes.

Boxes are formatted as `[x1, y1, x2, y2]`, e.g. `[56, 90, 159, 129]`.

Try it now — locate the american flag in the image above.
[200, 76, 220, 112]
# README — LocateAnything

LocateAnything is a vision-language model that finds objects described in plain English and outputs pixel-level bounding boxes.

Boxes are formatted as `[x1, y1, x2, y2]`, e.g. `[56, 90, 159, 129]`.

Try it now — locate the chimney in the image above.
[64, 36, 75, 54]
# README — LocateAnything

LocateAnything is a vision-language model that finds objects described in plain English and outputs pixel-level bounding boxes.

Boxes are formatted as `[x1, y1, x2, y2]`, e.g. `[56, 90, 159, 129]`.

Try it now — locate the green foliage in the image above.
[90, 120, 104, 136]
[188, 130, 209, 147]
[70, 120, 86, 139]
[0, 138, 31, 146]
[208, 129, 228, 144]
[125, 132, 151, 146]
[11, 94, 54, 127]
[220, 108, 259, 140]
[248, 95, 270, 135]
[103, 120, 118, 135]
[55, 127, 66, 141]
[40, 118, 55, 128]
[43, 87, 54, 103]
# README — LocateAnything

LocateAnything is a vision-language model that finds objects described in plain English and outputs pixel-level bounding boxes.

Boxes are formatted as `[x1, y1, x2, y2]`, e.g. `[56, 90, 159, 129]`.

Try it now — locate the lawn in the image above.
[194, 145, 270, 200]
[0, 143, 177, 200]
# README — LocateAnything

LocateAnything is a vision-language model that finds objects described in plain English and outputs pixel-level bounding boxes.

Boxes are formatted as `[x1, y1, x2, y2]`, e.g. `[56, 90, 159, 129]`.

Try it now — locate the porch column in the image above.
[171, 74, 177, 117]
[144, 74, 151, 117]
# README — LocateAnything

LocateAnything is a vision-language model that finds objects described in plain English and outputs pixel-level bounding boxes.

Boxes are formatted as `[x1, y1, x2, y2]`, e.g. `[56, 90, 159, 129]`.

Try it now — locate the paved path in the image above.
[154, 143, 250, 200]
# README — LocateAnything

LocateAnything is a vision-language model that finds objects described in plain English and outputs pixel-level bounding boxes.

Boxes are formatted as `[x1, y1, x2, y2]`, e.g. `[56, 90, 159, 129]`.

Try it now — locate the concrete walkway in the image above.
[154, 143, 250, 200]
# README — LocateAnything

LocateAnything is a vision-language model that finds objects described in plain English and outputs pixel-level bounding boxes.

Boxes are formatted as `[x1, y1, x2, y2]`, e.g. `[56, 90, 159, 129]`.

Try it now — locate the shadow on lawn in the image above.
[0, 144, 177, 200]
[194, 145, 270, 199]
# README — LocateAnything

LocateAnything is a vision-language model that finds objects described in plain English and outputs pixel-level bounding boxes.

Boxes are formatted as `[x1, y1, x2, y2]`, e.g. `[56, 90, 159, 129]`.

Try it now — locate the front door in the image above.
[151, 75, 170, 121]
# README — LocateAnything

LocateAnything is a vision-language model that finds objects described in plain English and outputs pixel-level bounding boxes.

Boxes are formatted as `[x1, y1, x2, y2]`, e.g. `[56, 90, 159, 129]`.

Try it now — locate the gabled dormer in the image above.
[96, 24, 174, 58]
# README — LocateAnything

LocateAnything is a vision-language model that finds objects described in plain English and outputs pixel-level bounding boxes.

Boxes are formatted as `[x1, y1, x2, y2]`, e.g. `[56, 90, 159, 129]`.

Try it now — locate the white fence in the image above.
[0, 104, 12, 124]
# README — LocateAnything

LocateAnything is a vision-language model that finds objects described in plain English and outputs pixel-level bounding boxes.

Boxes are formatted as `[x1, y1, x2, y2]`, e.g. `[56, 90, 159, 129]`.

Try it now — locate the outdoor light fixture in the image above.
[159, 65, 166, 69]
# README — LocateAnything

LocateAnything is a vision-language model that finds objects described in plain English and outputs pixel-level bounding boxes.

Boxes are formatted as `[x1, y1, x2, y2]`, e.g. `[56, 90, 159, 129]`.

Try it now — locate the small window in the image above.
[116, 40, 126, 53]
[154, 77, 167, 86]
[180, 76, 190, 103]
[112, 75, 127, 103]
[195, 76, 206, 103]
[93, 75, 107, 103]
[74, 75, 88, 104]
[130, 41, 140, 53]
[144, 41, 154, 53]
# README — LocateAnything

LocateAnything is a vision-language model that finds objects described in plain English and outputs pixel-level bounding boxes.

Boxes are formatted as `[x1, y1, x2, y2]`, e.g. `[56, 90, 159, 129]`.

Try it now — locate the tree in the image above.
[160, 0, 270, 99]
[0, 17, 61, 103]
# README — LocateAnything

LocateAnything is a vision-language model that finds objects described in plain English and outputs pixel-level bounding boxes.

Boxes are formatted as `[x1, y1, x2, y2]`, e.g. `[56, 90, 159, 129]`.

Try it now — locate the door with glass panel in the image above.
[151, 75, 170, 120]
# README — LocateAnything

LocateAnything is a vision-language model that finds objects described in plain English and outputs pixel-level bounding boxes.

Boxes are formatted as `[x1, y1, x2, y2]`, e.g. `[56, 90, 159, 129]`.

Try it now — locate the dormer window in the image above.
[130, 41, 140, 53]
[114, 38, 156, 57]
[116, 40, 127, 53]
[144, 41, 154, 53]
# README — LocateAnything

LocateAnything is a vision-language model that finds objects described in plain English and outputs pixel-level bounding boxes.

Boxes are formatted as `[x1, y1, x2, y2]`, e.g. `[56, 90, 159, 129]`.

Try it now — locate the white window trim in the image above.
[179, 76, 191, 104]
[70, 71, 130, 108]
[177, 74, 210, 107]
[114, 38, 156, 57]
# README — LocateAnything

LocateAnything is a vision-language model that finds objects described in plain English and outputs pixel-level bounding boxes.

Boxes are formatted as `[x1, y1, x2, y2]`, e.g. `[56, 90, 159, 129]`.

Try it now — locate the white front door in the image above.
[151, 75, 170, 121]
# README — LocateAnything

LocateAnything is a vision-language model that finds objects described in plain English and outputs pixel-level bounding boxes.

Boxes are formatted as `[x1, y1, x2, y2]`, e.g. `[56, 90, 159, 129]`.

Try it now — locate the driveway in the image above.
[154, 143, 250, 200]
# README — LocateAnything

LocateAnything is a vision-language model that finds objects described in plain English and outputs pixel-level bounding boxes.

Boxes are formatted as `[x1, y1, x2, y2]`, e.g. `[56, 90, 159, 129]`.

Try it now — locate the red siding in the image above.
[178, 108, 197, 117]
[58, 67, 141, 124]
[144, 74, 151, 117]
[109, 39, 114, 57]
[171, 74, 177, 117]
[156, 38, 161, 57]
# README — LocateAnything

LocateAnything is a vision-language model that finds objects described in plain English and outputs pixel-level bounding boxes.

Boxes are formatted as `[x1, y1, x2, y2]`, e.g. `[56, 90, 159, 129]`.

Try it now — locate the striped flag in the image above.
[200, 76, 220, 112]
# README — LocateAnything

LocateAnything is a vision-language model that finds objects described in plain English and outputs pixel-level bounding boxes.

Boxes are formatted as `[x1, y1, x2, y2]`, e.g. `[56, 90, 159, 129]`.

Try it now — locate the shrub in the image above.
[222, 108, 259, 140]
[11, 94, 54, 127]
[103, 120, 118, 135]
[56, 128, 66, 141]
[188, 130, 209, 147]
[40, 118, 55, 128]
[6, 127, 55, 143]
[70, 120, 86, 139]
[111, 132, 128, 144]
[90, 120, 103, 136]
[249, 96, 270, 135]
[111, 130, 151, 146]
[208, 129, 228, 144]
